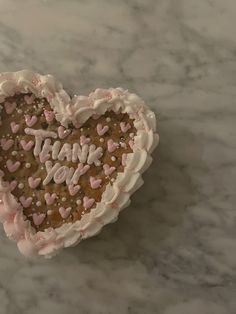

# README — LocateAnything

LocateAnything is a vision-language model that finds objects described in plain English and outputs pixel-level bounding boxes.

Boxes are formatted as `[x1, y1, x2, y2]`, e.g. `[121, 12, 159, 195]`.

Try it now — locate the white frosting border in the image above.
[0, 70, 159, 258]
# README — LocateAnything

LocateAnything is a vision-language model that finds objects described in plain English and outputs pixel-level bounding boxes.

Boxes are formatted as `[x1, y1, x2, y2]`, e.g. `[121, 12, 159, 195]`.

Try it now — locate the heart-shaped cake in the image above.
[0, 70, 158, 258]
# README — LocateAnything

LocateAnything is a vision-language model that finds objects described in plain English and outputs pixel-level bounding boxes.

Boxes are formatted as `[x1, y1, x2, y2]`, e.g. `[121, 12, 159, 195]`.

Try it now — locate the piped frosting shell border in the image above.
[0, 70, 159, 258]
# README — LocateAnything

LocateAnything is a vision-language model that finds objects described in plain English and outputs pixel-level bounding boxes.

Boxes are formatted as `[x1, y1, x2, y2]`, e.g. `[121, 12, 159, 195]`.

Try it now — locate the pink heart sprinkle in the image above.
[96, 124, 109, 136]
[107, 139, 119, 153]
[32, 213, 45, 226]
[122, 153, 127, 166]
[59, 207, 72, 219]
[19, 196, 33, 208]
[83, 196, 95, 209]
[58, 126, 70, 139]
[6, 159, 20, 173]
[77, 163, 90, 175]
[20, 139, 34, 151]
[80, 135, 91, 145]
[68, 184, 81, 196]
[0, 139, 14, 151]
[90, 177, 102, 189]
[39, 152, 50, 163]
[129, 140, 134, 149]
[4, 101, 16, 114]
[9, 180, 17, 191]
[24, 94, 35, 105]
[44, 192, 57, 205]
[25, 115, 37, 127]
[120, 122, 131, 133]
[28, 177, 41, 189]
[10, 122, 20, 134]
[103, 164, 116, 176]
[44, 109, 55, 122]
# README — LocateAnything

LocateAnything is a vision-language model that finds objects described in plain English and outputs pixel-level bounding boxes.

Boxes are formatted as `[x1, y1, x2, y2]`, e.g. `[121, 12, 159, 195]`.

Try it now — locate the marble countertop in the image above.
[0, 0, 235, 313]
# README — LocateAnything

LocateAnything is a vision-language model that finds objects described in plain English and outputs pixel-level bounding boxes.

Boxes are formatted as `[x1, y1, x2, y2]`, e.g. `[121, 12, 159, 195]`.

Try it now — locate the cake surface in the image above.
[0, 70, 158, 258]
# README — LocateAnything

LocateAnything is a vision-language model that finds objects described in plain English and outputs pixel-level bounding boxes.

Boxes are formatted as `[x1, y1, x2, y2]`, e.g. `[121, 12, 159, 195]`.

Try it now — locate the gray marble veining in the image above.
[0, 0, 236, 313]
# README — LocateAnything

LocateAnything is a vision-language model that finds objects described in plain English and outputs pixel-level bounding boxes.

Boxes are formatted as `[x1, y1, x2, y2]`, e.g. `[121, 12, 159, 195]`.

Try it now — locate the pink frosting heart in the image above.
[58, 126, 70, 139]
[90, 177, 102, 189]
[10, 122, 20, 134]
[25, 115, 37, 127]
[9, 180, 17, 191]
[20, 139, 34, 151]
[6, 160, 20, 173]
[0, 139, 14, 151]
[4, 101, 16, 114]
[32, 213, 45, 226]
[44, 192, 57, 205]
[129, 140, 134, 149]
[28, 177, 41, 189]
[24, 94, 35, 105]
[107, 139, 119, 153]
[68, 184, 81, 196]
[80, 135, 91, 145]
[103, 164, 116, 176]
[96, 124, 109, 136]
[19, 196, 33, 208]
[59, 207, 72, 219]
[83, 196, 95, 209]
[120, 122, 131, 133]
[44, 109, 55, 122]
[77, 163, 90, 175]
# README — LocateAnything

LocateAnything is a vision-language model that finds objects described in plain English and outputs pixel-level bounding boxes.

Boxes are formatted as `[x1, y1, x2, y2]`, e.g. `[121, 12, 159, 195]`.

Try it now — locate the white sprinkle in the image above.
[17, 109, 23, 114]
[0, 199, 2, 204]
[129, 133, 134, 138]
[106, 117, 111, 122]
[62, 197, 66, 202]
[32, 193, 36, 197]
[76, 199, 81, 205]
[11, 151, 17, 156]
[111, 156, 116, 161]
[57, 203, 61, 206]
[41, 166, 44, 170]
[18, 183, 24, 189]
[25, 163, 31, 168]
[47, 210, 53, 215]
[80, 128, 83, 131]
[100, 138, 104, 143]
[111, 178, 115, 182]
[114, 123, 117, 126]
[21, 154, 24, 157]
[36, 201, 41, 207]
[46, 222, 49, 225]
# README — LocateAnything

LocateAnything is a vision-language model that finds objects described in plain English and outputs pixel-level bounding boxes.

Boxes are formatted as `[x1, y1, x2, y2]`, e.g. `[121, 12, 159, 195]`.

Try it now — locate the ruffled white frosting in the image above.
[0, 70, 159, 258]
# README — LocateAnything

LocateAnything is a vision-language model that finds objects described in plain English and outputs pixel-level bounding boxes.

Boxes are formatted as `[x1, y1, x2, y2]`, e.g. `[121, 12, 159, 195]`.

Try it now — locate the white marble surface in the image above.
[0, 0, 236, 313]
